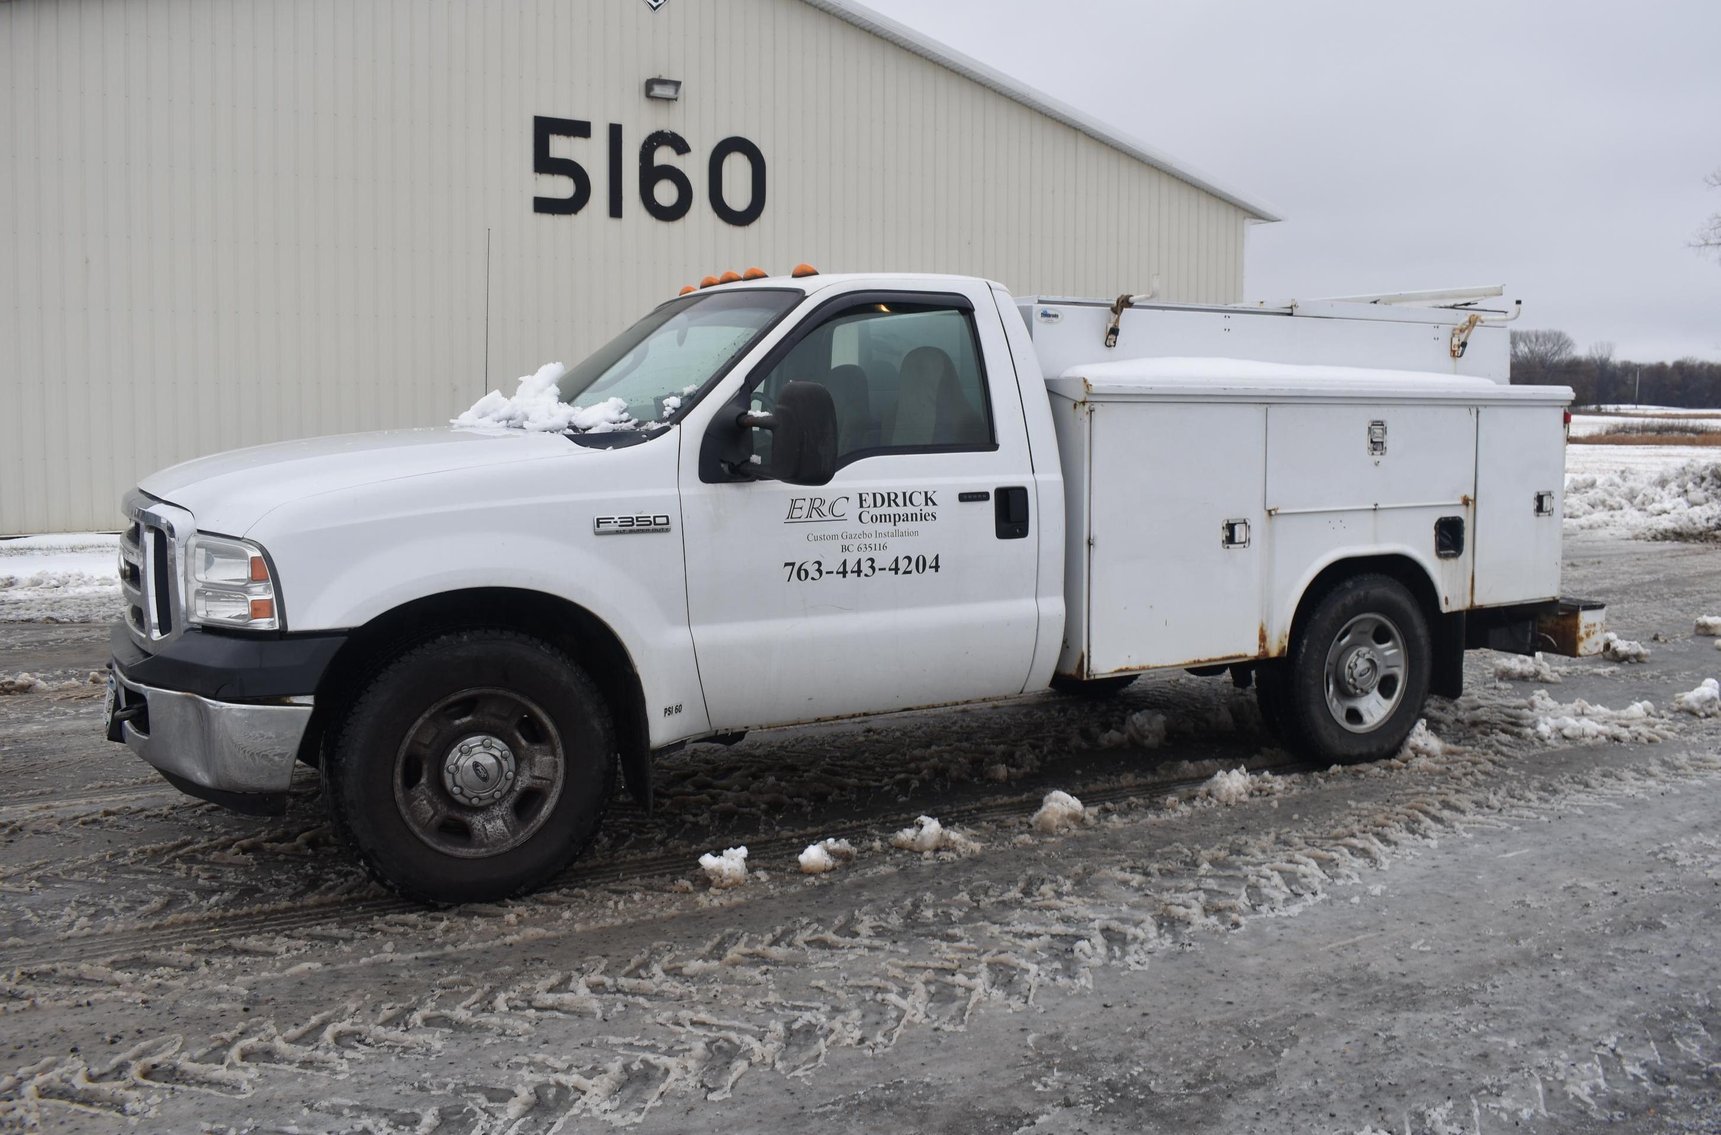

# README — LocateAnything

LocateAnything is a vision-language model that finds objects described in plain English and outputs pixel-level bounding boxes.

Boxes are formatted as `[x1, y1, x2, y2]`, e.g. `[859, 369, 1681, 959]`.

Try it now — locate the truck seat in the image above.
[892, 346, 984, 446]
[821, 364, 879, 453]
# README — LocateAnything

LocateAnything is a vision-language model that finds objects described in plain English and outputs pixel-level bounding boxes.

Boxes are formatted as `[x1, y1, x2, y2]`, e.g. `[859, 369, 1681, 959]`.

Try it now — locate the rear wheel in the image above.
[324, 629, 615, 904]
[1276, 574, 1431, 765]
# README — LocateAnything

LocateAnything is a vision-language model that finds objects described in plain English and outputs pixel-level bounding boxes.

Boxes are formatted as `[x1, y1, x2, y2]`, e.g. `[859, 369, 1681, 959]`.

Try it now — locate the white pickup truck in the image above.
[107, 270, 1582, 903]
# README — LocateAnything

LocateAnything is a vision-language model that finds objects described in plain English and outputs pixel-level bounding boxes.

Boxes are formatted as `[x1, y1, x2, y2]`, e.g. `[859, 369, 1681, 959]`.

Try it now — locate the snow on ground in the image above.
[1529, 689, 1664, 743]
[1599, 632, 1650, 663]
[1099, 709, 1168, 750]
[1493, 652, 1560, 683]
[1674, 678, 1720, 717]
[698, 846, 750, 889]
[889, 814, 980, 855]
[0, 534, 121, 623]
[1563, 449, 1721, 541]
[1585, 403, 1721, 414]
[1196, 766, 1283, 805]
[796, 838, 855, 874]
[1, 671, 103, 695]
[1397, 718, 1445, 760]
[1695, 615, 1721, 636]
[1567, 411, 1720, 438]
[1030, 790, 1087, 834]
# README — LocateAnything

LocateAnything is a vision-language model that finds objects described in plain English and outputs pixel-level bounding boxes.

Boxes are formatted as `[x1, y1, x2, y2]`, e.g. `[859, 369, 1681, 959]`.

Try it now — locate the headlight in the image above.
[185, 534, 281, 631]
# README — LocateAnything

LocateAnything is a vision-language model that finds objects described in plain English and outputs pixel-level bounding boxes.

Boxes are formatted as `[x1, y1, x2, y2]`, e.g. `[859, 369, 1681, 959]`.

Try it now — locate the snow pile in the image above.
[0, 534, 122, 623]
[1695, 616, 1721, 636]
[1599, 633, 1650, 663]
[1197, 766, 1280, 806]
[1529, 690, 1663, 743]
[1030, 790, 1087, 834]
[453, 362, 646, 434]
[1100, 709, 1168, 750]
[1493, 652, 1560, 683]
[697, 846, 749, 889]
[1673, 678, 1720, 718]
[889, 815, 980, 856]
[0, 671, 104, 695]
[797, 838, 855, 875]
[1397, 719, 1444, 761]
[1563, 458, 1721, 541]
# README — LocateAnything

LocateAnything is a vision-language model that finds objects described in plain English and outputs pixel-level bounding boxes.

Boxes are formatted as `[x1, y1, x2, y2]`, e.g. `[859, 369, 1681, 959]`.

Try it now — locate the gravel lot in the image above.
[2, 532, 1719, 1133]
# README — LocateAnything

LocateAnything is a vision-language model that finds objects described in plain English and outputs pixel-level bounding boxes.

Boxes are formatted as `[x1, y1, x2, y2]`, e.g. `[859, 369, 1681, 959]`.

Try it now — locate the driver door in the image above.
[678, 287, 1043, 731]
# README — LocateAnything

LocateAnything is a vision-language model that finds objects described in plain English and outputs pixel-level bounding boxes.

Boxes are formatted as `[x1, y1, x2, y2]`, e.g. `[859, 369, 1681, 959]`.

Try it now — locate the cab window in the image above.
[751, 303, 995, 467]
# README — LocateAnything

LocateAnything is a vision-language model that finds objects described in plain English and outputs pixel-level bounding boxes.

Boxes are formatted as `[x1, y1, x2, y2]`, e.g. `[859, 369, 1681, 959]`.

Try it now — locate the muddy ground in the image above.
[2, 532, 1718, 1134]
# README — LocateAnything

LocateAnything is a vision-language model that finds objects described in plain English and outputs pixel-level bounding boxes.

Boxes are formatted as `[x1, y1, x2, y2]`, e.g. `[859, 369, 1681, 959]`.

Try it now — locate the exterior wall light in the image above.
[644, 77, 682, 101]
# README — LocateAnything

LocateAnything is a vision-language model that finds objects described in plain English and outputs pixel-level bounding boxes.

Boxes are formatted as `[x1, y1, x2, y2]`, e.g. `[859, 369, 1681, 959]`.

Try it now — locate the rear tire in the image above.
[1276, 574, 1431, 765]
[324, 629, 615, 905]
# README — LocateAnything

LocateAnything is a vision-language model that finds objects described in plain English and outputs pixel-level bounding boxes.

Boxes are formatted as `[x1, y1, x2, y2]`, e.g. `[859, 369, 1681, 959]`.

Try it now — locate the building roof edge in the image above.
[802, 0, 1282, 223]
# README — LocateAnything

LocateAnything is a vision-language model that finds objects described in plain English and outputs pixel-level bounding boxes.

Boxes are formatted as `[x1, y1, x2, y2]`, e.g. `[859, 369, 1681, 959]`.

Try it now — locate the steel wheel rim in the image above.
[393, 687, 566, 858]
[1322, 612, 1407, 733]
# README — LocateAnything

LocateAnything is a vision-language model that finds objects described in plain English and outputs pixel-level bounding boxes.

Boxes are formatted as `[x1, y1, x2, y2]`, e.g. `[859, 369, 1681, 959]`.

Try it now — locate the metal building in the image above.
[0, 0, 1277, 534]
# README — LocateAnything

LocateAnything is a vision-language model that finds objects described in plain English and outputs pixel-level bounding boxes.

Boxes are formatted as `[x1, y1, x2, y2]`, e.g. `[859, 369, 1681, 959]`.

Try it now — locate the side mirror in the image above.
[739, 380, 838, 486]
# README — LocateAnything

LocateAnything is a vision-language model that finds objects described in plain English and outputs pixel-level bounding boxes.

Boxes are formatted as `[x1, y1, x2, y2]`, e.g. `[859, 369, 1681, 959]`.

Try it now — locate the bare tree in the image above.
[1510, 328, 1576, 369]
[1697, 168, 1721, 258]
[1585, 341, 1615, 364]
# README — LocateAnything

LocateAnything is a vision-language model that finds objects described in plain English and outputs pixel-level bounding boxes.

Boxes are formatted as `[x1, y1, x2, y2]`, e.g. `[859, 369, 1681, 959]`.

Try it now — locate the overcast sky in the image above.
[859, 0, 1721, 364]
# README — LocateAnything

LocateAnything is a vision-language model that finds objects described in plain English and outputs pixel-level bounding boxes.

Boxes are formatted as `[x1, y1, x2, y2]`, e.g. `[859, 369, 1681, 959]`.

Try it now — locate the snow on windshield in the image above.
[453, 362, 669, 434]
[453, 290, 798, 435]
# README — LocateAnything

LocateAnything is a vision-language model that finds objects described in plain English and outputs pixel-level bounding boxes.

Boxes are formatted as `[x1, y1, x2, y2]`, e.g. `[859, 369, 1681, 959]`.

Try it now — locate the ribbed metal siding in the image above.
[1, 0, 1251, 534]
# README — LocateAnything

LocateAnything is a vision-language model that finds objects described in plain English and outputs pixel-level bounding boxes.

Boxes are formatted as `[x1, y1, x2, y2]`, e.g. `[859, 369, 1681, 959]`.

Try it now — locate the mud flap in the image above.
[620, 744, 653, 812]
[1432, 611, 1466, 700]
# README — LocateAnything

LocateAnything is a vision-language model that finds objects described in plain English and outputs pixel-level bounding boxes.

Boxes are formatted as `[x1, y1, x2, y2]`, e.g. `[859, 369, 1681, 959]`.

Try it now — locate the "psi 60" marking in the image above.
[593, 514, 672, 535]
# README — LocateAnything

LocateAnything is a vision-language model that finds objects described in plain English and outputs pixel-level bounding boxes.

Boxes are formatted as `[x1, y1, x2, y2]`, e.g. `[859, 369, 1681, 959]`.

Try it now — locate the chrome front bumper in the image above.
[112, 669, 312, 811]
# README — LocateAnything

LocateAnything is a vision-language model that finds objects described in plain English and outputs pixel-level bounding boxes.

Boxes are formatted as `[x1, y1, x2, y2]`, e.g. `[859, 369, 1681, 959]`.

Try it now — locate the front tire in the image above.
[324, 630, 615, 904]
[1276, 574, 1431, 765]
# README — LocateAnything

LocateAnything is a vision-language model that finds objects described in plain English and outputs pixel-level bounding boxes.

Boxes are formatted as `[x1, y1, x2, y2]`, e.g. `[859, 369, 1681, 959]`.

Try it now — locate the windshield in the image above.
[558, 289, 801, 428]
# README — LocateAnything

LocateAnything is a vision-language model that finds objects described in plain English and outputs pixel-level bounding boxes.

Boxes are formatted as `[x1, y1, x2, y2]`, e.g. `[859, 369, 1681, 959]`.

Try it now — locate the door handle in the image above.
[995, 486, 1030, 540]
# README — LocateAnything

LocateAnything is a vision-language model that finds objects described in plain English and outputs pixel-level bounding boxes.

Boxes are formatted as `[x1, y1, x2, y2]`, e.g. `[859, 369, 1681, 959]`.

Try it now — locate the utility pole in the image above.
[1633, 367, 1641, 406]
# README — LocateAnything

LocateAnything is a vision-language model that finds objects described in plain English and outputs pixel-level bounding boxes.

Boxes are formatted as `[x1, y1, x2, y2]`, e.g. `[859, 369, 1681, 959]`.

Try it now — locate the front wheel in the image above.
[1276, 575, 1431, 765]
[324, 630, 616, 904]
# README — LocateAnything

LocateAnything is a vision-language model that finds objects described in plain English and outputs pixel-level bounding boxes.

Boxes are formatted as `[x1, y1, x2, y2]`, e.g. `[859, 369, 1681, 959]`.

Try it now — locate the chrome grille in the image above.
[120, 490, 193, 648]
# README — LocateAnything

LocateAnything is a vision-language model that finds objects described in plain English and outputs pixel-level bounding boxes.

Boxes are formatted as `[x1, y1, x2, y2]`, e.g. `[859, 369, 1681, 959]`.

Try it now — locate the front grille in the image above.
[119, 520, 147, 639]
[150, 527, 174, 635]
[120, 491, 193, 647]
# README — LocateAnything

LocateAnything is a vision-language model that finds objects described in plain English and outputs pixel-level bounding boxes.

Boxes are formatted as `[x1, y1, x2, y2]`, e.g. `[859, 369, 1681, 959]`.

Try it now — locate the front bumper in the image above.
[109, 667, 312, 815]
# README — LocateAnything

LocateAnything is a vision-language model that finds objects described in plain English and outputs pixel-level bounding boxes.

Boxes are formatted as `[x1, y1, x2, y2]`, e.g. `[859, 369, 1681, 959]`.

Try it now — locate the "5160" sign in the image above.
[532, 117, 767, 226]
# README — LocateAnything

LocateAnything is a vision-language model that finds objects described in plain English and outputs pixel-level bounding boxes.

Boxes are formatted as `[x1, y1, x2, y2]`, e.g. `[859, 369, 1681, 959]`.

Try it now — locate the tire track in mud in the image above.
[0, 782, 191, 823]
[5, 738, 1718, 1133]
[0, 757, 1323, 970]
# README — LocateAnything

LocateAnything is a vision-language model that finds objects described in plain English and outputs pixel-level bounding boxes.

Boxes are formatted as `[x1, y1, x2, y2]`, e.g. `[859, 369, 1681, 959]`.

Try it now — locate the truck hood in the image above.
[140, 427, 589, 536]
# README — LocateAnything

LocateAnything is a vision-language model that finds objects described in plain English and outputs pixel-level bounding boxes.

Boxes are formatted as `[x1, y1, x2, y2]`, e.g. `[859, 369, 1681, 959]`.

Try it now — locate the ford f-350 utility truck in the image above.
[106, 270, 1580, 904]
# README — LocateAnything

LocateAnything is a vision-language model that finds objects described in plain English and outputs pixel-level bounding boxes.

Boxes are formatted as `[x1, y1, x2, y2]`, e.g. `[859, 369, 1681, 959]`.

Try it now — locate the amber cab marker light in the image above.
[742, 267, 768, 280]
[716, 270, 740, 285]
[678, 285, 697, 296]
[791, 263, 819, 278]
[699, 275, 720, 289]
